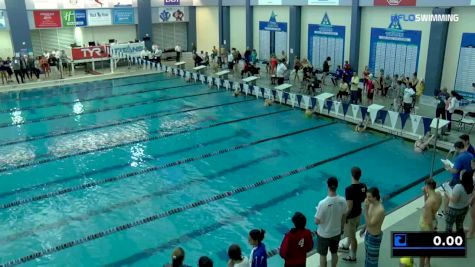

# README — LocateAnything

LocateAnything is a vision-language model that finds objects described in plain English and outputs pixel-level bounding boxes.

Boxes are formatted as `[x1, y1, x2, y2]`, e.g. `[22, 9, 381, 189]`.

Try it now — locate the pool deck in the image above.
[306, 189, 475, 266]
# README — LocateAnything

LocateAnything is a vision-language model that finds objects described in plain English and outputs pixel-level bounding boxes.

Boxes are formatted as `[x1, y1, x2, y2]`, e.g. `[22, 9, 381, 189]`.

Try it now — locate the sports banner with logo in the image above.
[308, 0, 339, 5]
[164, 0, 180, 5]
[110, 42, 145, 57]
[259, 11, 287, 63]
[34, 0, 59, 9]
[34, 10, 62, 28]
[63, 0, 86, 9]
[112, 8, 134, 24]
[87, 9, 112, 26]
[71, 45, 110, 60]
[158, 7, 187, 22]
[308, 13, 345, 73]
[369, 16, 421, 78]
[374, 0, 416, 6]
[62, 9, 87, 27]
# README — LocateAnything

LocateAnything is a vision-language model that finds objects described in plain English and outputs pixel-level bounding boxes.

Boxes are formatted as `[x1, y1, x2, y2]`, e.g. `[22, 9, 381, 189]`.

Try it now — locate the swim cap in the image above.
[399, 257, 413, 267]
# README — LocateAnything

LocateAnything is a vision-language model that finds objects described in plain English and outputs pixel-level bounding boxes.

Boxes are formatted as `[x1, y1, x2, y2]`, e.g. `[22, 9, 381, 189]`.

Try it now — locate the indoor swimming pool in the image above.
[0, 73, 447, 266]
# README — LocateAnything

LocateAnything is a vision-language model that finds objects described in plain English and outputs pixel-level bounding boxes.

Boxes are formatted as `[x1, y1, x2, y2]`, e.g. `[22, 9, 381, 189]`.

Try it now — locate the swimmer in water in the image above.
[264, 99, 273, 106]
[355, 117, 370, 133]
[305, 109, 313, 117]
[414, 133, 435, 153]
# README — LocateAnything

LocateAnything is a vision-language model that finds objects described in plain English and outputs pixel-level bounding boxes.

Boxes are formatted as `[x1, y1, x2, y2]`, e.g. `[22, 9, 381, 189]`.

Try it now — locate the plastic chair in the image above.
[452, 109, 465, 129]
[460, 112, 475, 133]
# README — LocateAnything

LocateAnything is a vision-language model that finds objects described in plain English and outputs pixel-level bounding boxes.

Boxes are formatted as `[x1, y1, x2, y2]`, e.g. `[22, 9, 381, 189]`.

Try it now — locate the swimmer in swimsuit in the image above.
[414, 134, 435, 153]
[419, 178, 442, 267]
[355, 117, 370, 133]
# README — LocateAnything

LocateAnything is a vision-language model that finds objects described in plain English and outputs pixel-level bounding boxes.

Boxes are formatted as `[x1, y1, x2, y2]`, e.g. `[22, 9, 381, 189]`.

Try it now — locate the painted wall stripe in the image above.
[0, 137, 390, 266]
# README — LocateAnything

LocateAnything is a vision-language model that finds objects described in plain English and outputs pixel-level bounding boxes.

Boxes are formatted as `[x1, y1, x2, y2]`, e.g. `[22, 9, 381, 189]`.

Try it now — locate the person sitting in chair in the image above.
[414, 133, 435, 153]
[193, 53, 203, 67]
[249, 63, 260, 76]
[241, 61, 251, 78]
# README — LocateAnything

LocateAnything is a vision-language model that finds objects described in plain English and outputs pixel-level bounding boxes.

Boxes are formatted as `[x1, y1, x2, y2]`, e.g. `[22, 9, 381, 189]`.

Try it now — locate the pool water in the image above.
[0, 73, 445, 266]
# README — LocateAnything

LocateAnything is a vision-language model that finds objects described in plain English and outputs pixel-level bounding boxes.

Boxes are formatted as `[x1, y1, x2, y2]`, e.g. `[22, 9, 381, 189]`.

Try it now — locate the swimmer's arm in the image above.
[445, 167, 458, 174]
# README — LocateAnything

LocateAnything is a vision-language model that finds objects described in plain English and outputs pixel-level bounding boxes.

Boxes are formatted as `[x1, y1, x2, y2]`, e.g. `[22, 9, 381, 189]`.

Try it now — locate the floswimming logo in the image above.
[391, 13, 460, 22]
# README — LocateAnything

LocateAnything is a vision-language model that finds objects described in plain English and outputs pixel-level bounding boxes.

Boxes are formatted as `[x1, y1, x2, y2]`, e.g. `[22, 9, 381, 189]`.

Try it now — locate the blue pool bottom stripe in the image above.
[0, 73, 166, 102]
[0, 109, 298, 208]
[0, 84, 219, 129]
[0, 96, 256, 148]
[0, 151, 282, 244]
[0, 112, 274, 200]
[0, 98, 260, 173]
[0, 77, 182, 114]
[0, 136, 391, 266]
[105, 182, 311, 267]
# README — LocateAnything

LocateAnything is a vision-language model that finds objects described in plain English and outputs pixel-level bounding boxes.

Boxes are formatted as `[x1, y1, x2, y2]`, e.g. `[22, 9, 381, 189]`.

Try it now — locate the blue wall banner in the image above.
[368, 16, 421, 78]
[454, 33, 475, 99]
[308, 13, 345, 71]
[259, 11, 288, 62]
[112, 8, 134, 24]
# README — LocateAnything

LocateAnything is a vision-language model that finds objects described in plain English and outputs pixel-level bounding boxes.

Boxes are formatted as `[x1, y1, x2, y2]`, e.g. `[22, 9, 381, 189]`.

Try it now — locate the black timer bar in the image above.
[391, 232, 466, 257]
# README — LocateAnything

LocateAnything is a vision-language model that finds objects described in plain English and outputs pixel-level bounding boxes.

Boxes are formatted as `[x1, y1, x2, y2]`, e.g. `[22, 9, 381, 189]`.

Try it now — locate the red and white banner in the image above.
[374, 0, 417, 6]
[33, 10, 62, 28]
[71, 45, 110, 60]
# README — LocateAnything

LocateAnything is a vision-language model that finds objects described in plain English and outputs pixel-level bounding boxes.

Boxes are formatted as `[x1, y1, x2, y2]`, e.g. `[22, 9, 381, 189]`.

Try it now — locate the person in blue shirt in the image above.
[336, 65, 343, 83]
[249, 229, 267, 267]
[444, 141, 474, 187]
[459, 134, 475, 157]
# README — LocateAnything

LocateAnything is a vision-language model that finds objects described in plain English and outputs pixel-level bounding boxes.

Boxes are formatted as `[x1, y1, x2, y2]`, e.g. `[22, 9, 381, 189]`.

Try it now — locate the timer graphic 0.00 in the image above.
[391, 232, 466, 257]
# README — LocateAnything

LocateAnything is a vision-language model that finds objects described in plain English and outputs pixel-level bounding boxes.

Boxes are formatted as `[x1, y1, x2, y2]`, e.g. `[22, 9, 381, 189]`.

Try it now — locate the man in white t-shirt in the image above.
[403, 85, 415, 114]
[276, 59, 287, 85]
[315, 177, 348, 267]
[175, 44, 182, 62]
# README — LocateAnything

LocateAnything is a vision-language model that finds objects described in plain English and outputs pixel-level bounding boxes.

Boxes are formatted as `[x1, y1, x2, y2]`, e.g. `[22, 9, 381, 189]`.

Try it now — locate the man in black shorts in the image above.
[340, 167, 367, 262]
[315, 177, 348, 267]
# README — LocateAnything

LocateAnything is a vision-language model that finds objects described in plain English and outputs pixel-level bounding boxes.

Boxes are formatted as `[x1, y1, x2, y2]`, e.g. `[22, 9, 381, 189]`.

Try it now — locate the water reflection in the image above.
[11, 109, 25, 126]
[73, 100, 84, 115]
[130, 143, 146, 167]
